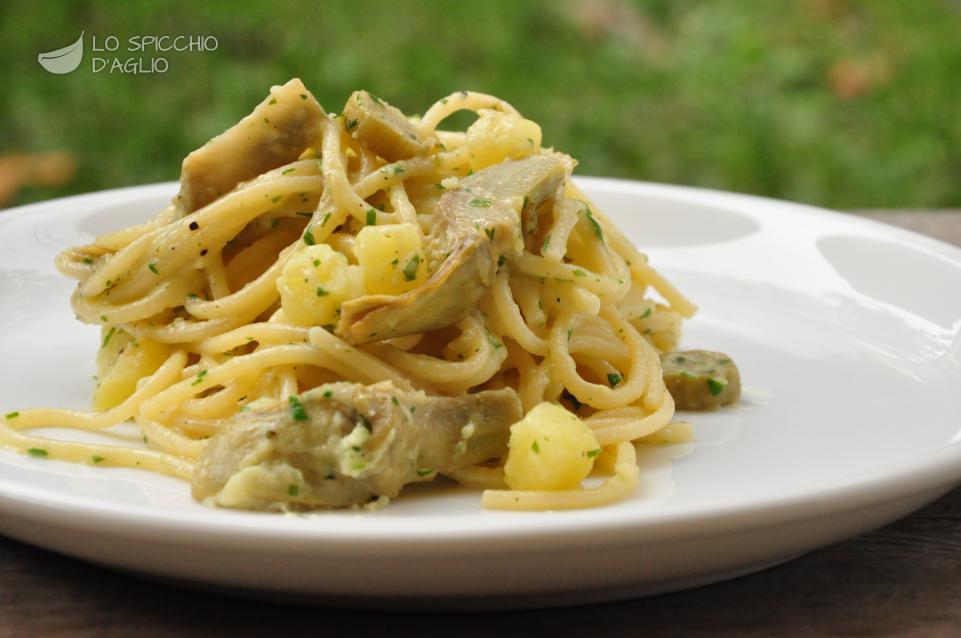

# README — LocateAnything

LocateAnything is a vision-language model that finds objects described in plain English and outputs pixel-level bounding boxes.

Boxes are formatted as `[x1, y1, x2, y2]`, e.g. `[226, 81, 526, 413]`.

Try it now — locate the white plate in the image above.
[2, 179, 961, 608]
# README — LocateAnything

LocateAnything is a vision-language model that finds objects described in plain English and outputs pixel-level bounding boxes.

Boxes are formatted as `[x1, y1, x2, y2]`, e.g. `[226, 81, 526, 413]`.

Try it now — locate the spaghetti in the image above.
[1, 79, 696, 510]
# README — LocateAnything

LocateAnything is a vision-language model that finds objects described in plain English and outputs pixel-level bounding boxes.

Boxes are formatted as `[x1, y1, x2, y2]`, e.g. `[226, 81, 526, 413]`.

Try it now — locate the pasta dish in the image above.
[0, 80, 739, 511]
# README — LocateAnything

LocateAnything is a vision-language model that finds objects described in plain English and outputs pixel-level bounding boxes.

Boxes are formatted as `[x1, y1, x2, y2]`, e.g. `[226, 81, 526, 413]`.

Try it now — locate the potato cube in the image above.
[354, 223, 426, 295]
[278, 245, 364, 327]
[466, 110, 542, 172]
[503, 401, 601, 491]
[93, 329, 170, 410]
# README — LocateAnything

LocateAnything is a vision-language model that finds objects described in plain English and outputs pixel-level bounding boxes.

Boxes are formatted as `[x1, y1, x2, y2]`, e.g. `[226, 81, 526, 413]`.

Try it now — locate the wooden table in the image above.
[2, 211, 960, 637]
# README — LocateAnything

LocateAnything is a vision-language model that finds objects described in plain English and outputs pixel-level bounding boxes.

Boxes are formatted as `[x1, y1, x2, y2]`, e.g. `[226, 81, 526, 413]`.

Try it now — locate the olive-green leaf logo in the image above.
[38, 31, 84, 74]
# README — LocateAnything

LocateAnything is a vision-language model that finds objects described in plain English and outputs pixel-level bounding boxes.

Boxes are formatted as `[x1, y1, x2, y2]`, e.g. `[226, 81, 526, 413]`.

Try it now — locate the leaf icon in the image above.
[38, 31, 84, 74]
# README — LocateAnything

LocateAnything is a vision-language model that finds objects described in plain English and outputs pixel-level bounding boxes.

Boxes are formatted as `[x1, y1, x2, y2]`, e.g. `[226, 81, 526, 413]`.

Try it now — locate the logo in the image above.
[38, 31, 84, 74]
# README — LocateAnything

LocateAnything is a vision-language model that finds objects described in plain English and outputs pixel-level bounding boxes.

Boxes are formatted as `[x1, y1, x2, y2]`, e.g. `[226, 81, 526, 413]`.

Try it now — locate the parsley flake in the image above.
[402, 254, 420, 281]
[707, 378, 727, 396]
[584, 207, 604, 241]
[288, 395, 309, 421]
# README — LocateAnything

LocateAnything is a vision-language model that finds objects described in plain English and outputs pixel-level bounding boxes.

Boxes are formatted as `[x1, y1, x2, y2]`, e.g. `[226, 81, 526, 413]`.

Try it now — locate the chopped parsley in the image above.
[82, 257, 93, 265]
[322, 390, 333, 398]
[345, 118, 359, 131]
[707, 378, 727, 397]
[497, 255, 506, 267]
[434, 183, 446, 191]
[91, 455, 105, 464]
[607, 373, 622, 388]
[531, 440, 540, 454]
[484, 226, 495, 240]
[640, 307, 652, 319]
[584, 207, 604, 241]
[148, 260, 159, 275]
[586, 448, 602, 459]
[402, 254, 420, 281]
[366, 208, 377, 226]
[391, 396, 400, 406]
[4, 411, 19, 419]
[392, 165, 405, 175]
[312, 258, 321, 267]
[102, 326, 117, 348]
[288, 395, 309, 421]
[719, 358, 732, 365]
[27, 448, 48, 458]
[573, 269, 587, 277]
[288, 484, 300, 497]
[282, 167, 295, 175]
[316, 286, 329, 297]
[468, 198, 492, 208]
[303, 227, 316, 245]
[674, 355, 687, 364]
[300, 93, 308, 100]
[417, 467, 434, 477]
[270, 195, 282, 204]
[321, 212, 332, 226]
[191, 370, 208, 386]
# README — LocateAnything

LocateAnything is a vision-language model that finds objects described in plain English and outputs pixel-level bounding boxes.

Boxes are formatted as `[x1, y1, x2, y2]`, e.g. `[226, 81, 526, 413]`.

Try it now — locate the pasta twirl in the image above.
[1, 80, 696, 511]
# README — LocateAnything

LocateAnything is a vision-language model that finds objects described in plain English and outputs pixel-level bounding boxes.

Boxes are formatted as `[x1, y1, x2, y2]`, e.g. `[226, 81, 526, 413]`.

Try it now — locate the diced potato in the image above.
[278, 245, 364, 327]
[93, 329, 170, 410]
[503, 401, 600, 491]
[354, 223, 426, 295]
[466, 110, 542, 172]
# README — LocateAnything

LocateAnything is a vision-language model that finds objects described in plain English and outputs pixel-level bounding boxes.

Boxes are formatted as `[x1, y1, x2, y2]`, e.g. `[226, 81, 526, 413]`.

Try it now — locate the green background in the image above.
[3, 0, 960, 209]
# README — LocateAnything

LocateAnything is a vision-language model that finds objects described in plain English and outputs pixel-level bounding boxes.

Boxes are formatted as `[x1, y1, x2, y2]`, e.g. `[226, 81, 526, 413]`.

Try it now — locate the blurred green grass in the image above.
[3, 0, 961, 209]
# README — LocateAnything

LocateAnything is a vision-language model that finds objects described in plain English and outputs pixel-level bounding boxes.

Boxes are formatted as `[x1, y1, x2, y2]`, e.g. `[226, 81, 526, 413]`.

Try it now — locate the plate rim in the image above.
[1, 178, 960, 551]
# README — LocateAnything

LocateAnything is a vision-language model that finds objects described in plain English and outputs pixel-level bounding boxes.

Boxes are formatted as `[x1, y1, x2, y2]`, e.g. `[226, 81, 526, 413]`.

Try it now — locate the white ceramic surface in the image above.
[1, 179, 960, 608]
